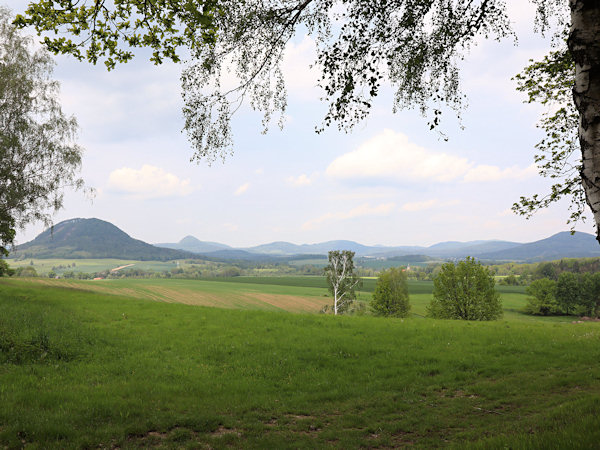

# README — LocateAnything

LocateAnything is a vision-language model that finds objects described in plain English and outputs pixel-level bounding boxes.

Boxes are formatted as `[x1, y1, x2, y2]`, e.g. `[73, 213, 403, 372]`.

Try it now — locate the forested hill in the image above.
[15, 218, 194, 260]
[478, 231, 600, 262]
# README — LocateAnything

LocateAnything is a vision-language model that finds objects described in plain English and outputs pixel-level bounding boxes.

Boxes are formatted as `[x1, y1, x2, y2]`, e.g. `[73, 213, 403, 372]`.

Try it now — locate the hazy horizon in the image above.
[17, 216, 596, 250]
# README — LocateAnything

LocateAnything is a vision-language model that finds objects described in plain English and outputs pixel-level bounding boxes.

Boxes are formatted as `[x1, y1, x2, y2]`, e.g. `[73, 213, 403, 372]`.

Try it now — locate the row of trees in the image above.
[325, 252, 502, 320]
[526, 272, 600, 317]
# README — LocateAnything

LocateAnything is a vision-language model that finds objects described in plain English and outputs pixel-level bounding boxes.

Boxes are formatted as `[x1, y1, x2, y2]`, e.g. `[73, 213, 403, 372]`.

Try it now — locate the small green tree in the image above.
[556, 272, 580, 315]
[0, 259, 14, 277]
[371, 267, 410, 318]
[525, 278, 559, 315]
[533, 262, 558, 281]
[428, 257, 502, 321]
[499, 274, 519, 286]
[324, 250, 361, 315]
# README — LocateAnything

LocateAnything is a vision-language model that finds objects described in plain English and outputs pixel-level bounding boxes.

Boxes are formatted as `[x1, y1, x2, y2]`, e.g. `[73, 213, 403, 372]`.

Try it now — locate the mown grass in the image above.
[1, 280, 599, 448]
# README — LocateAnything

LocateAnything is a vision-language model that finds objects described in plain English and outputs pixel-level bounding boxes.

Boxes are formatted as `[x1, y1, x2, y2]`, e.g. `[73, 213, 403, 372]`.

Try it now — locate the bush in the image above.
[371, 267, 410, 317]
[14, 266, 38, 277]
[428, 257, 502, 321]
[499, 274, 519, 286]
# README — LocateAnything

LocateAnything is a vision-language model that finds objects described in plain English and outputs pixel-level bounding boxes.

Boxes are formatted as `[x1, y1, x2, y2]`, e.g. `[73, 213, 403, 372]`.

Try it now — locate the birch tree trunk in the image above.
[569, 0, 600, 242]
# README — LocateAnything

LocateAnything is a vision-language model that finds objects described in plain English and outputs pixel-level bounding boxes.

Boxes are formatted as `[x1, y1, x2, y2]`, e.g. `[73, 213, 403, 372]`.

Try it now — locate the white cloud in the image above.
[286, 174, 312, 187]
[326, 129, 472, 183]
[327, 129, 537, 185]
[302, 203, 395, 230]
[107, 165, 194, 198]
[401, 199, 461, 212]
[234, 183, 250, 196]
[463, 164, 538, 183]
[401, 199, 438, 212]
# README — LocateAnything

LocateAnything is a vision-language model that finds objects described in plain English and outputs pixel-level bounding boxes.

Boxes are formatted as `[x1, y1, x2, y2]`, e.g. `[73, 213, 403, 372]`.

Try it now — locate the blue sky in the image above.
[9, 0, 593, 247]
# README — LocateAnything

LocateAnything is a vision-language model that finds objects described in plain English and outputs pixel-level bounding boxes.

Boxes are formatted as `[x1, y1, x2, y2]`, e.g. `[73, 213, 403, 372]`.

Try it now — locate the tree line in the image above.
[324, 252, 502, 321]
[526, 272, 600, 317]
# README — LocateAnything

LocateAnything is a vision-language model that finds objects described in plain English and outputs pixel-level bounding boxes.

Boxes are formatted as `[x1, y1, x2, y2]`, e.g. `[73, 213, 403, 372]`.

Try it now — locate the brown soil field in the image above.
[24, 279, 330, 313]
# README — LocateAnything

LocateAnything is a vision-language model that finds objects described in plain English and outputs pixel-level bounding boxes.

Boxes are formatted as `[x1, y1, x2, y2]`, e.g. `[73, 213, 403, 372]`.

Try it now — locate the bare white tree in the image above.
[324, 250, 361, 315]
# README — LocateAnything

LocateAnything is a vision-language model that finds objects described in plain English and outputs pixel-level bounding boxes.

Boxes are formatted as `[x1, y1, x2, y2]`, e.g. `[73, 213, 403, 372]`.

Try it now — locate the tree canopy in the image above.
[428, 257, 502, 321]
[0, 7, 83, 256]
[371, 267, 410, 318]
[16, 0, 526, 162]
[14, 0, 600, 240]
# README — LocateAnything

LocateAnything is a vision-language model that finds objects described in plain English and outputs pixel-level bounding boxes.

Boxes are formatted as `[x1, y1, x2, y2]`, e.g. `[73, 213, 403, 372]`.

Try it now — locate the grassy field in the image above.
[0, 279, 599, 448]
[6, 258, 180, 275]
[9, 277, 530, 318]
[21, 277, 332, 313]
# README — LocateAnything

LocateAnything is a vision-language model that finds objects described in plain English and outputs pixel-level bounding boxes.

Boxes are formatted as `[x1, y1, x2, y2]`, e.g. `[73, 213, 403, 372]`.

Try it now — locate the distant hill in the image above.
[478, 231, 600, 262]
[16, 218, 195, 260]
[245, 240, 389, 256]
[423, 240, 522, 258]
[156, 236, 232, 254]
[14, 218, 600, 263]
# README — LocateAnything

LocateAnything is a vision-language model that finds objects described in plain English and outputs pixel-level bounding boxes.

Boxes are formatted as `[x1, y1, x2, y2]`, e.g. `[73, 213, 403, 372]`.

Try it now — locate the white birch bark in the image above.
[569, 0, 600, 242]
[326, 250, 360, 315]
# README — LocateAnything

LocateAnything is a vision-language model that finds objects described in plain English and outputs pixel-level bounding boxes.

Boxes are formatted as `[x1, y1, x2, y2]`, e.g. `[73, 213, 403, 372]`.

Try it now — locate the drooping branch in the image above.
[512, 47, 585, 227]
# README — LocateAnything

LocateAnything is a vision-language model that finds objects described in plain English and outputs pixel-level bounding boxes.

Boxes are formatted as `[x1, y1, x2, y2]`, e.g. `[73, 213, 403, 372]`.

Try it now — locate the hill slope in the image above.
[156, 235, 232, 254]
[479, 231, 600, 261]
[16, 218, 194, 260]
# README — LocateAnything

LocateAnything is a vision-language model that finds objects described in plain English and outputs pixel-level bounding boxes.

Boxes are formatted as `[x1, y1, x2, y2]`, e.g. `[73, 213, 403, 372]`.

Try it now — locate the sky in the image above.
[8, 0, 594, 248]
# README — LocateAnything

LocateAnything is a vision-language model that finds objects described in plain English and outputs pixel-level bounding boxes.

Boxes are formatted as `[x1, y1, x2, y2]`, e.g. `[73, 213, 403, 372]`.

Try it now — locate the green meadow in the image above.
[7, 276, 525, 316]
[1, 277, 599, 448]
[6, 258, 180, 275]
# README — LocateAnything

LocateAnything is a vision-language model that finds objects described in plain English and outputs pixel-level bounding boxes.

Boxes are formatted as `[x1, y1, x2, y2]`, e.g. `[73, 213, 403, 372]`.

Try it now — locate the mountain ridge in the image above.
[13, 218, 600, 262]
[15, 218, 195, 260]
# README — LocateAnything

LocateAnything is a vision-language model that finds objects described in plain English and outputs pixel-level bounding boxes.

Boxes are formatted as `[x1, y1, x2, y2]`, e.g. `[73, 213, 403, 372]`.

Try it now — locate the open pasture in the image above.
[6, 258, 180, 275]
[0, 280, 599, 448]
[10, 277, 531, 318]
[18, 277, 332, 313]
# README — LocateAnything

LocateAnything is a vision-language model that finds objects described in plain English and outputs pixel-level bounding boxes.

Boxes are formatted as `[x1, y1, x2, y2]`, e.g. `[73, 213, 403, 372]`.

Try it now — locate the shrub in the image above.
[428, 257, 502, 321]
[14, 266, 38, 277]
